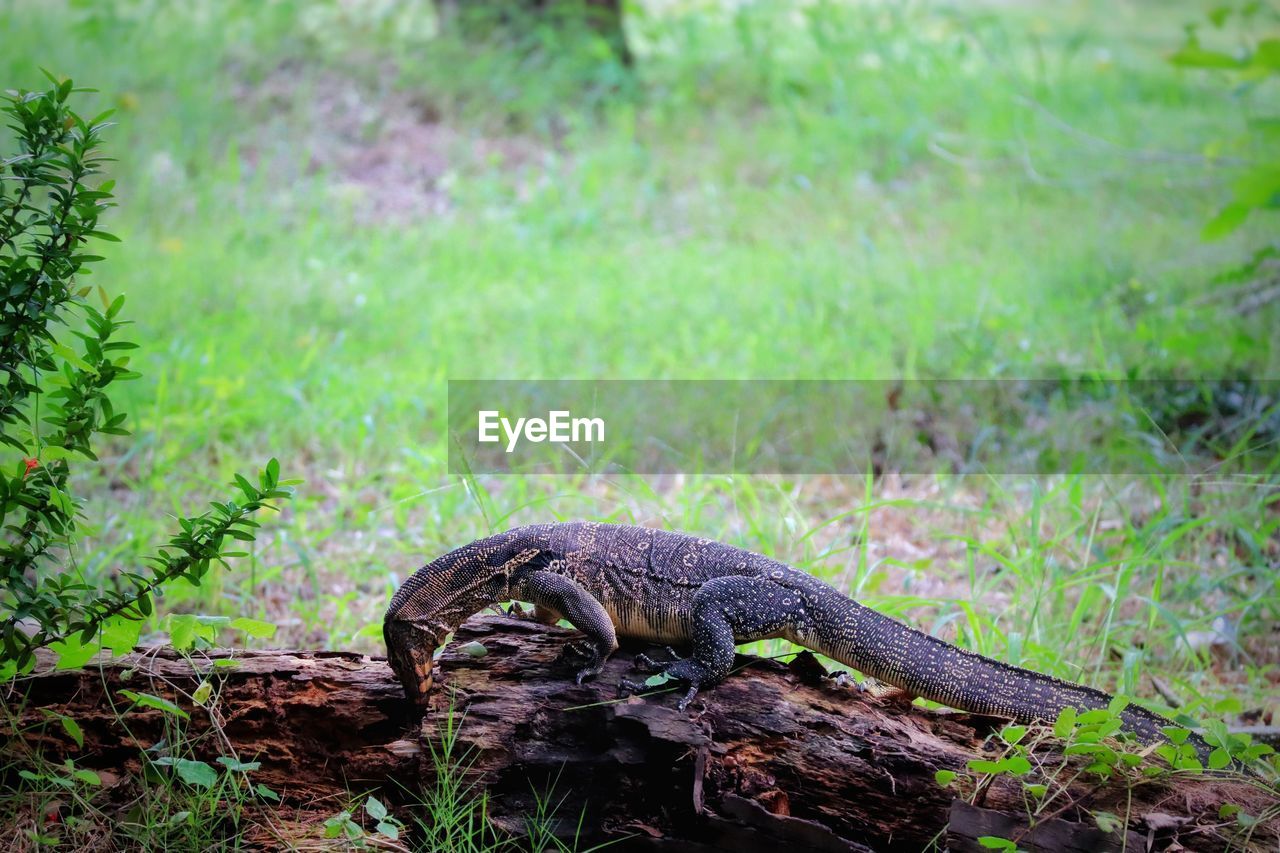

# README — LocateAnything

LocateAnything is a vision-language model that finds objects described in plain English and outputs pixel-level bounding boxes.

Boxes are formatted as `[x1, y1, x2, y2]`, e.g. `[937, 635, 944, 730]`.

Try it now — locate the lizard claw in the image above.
[556, 640, 606, 686]
[632, 653, 664, 674]
[824, 669, 852, 687]
[555, 639, 595, 667]
[633, 647, 681, 673]
[574, 664, 603, 685]
[675, 683, 700, 710]
[617, 677, 646, 698]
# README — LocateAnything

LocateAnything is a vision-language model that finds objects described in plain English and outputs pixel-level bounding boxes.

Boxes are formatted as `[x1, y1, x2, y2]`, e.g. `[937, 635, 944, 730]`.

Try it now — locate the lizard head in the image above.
[383, 580, 505, 705]
[383, 535, 538, 705]
[383, 617, 446, 704]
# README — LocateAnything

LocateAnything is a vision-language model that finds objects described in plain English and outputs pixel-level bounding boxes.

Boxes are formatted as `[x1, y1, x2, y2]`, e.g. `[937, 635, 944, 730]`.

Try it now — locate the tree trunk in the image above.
[5, 614, 1275, 851]
[437, 0, 632, 66]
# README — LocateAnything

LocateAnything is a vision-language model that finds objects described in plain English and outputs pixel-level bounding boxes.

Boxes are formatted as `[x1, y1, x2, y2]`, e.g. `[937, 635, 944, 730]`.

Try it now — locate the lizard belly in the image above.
[603, 601, 691, 644]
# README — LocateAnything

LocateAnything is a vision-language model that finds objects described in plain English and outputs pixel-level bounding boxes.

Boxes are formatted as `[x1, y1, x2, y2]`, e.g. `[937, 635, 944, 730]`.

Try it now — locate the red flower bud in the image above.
[22, 458, 39, 477]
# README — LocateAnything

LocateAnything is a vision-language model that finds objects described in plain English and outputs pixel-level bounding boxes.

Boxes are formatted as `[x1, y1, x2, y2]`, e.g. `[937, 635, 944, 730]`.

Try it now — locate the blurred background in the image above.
[2, 0, 1276, 719]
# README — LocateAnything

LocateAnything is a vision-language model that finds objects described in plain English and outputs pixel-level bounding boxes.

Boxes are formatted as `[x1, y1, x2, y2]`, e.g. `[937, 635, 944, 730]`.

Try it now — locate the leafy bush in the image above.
[0, 75, 292, 677]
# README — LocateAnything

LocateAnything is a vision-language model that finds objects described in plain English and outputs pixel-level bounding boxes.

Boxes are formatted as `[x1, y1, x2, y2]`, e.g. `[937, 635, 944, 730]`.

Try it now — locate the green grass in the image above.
[1, 0, 1278, 843]
[1, 0, 1274, 691]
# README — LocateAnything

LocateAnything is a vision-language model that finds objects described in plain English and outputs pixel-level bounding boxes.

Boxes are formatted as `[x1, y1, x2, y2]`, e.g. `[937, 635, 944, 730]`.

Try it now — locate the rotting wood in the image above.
[4, 614, 1275, 851]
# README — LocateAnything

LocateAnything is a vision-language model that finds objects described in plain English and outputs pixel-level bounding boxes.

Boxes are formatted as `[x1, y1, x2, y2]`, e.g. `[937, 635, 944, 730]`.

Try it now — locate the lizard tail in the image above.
[806, 591, 1209, 759]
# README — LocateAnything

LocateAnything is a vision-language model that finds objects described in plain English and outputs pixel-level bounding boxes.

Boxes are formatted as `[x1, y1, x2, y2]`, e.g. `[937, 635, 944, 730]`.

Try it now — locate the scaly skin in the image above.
[384, 521, 1208, 757]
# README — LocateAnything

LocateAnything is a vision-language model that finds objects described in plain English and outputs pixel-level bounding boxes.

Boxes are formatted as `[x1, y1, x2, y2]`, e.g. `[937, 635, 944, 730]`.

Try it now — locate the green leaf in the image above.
[52, 342, 93, 371]
[233, 474, 258, 501]
[643, 672, 673, 688]
[41, 712, 84, 748]
[1242, 744, 1276, 762]
[1252, 38, 1280, 71]
[354, 622, 384, 640]
[999, 725, 1027, 745]
[1005, 755, 1032, 776]
[458, 641, 488, 658]
[255, 783, 280, 802]
[216, 756, 261, 772]
[1024, 783, 1047, 798]
[1208, 748, 1232, 770]
[1054, 706, 1077, 738]
[376, 821, 400, 840]
[1106, 695, 1129, 716]
[168, 614, 198, 650]
[1169, 43, 1244, 68]
[1076, 709, 1111, 726]
[99, 615, 141, 654]
[119, 689, 189, 719]
[934, 769, 957, 787]
[0, 660, 17, 685]
[58, 714, 84, 748]
[977, 838, 1016, 851]
[323, 813, 352, 839]
[1093, 811, 1123, 834]
[71, 767, 101, 786]
[173, 758, 217, 789]
[967, 759, 1003, 775]
[230, 617, 277, 639]
[192, 680, 212, 706]
[1202, 202, 1251, 240]
[365, 796, 388, 821]
[1232, 166, 1280, 207]
[51, 637, 100, 670]
[1175, 754, 1204, 771]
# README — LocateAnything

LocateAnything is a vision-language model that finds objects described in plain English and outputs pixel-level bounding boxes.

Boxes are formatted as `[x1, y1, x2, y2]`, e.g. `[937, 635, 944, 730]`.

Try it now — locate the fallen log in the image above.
[4, 614, 1276, 851]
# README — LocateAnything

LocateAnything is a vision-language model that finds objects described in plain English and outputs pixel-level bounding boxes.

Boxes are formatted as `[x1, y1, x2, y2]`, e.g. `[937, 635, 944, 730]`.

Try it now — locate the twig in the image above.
[1015, 94, 1252, 166]
[1234, 283, 1280, 316]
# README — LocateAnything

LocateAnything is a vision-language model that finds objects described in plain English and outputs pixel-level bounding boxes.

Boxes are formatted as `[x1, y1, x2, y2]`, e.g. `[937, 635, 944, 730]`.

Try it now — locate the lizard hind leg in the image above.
[620, 576, 795, 710]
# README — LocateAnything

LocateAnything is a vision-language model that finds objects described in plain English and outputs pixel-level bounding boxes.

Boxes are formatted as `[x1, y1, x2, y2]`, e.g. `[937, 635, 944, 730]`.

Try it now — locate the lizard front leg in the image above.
[525, 571, 618, 684]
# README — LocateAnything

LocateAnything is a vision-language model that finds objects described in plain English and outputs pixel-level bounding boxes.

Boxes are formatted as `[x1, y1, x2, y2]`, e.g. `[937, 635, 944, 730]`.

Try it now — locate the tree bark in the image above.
[5, 614, 1275, 851]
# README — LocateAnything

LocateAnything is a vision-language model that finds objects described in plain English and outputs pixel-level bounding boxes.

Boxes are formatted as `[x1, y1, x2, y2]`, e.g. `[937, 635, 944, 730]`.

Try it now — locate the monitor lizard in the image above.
[384, 520, 1209, 758]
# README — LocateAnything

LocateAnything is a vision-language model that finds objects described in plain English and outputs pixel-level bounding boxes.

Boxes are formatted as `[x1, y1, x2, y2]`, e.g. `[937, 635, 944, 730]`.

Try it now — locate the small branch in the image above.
[1015, 95, 1252, 167]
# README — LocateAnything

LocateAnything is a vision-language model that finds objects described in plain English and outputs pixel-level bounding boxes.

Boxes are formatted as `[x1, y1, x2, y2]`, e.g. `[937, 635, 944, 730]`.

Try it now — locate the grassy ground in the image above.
[2, 0, 1278, 845]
